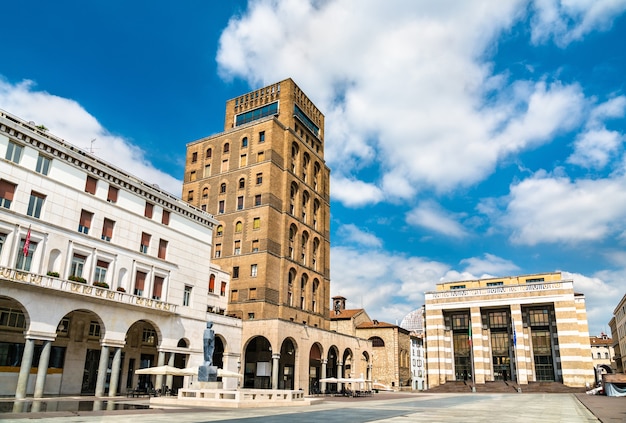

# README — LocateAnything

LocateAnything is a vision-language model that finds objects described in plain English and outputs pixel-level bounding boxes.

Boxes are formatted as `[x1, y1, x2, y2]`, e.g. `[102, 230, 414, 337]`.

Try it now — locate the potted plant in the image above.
[68, 275, 87, 283]
[47, 271, 60, 277]
[93, 281, 109, 289]
[116, 287, 126, 293]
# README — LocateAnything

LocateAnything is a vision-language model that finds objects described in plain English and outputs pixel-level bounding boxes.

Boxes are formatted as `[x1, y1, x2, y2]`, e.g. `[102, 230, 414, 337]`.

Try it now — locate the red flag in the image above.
[23, 226, 31, 257]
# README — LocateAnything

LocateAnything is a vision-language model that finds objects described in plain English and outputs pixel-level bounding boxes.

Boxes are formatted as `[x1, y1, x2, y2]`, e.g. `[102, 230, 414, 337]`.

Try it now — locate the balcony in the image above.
[0, 266, 177, 314]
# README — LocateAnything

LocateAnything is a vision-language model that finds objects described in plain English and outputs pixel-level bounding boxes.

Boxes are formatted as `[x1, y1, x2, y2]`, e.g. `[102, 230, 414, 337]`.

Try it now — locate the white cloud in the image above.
[405, 201, 468, 238]
[530, 0, 626, 47]
[568, 96, 626, 169]
[216, 0, 613, 206]
[330, 246, 449, 322]
[330, 175, 383, 207]
[336, 224, 383, 248]
[491, 171, 626, 245]
[0, 78, 182, 196]
[459, 253, 521, 277]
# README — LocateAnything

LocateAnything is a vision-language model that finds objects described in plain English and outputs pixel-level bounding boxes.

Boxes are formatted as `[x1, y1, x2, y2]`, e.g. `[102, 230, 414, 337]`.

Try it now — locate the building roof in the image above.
[330, 308, 365, 320]
[590, 335, 612, 346]
[356, 320, 410, 334]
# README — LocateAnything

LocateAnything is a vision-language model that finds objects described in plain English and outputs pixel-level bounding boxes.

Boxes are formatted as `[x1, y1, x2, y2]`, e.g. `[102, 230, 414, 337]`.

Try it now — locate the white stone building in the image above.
[0, 110, 241, 398]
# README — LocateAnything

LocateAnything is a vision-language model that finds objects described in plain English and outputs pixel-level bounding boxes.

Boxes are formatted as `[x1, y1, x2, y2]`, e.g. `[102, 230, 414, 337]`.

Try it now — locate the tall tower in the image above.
[183, 78, 331, 329]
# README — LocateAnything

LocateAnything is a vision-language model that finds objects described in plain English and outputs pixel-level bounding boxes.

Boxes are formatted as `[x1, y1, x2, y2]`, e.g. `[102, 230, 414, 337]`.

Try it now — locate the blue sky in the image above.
[1, 0, 626, 336]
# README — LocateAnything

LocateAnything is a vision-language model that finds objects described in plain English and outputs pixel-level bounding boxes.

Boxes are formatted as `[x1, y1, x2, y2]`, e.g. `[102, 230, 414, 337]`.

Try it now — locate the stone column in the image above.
[470, 306, 485, 384]
[320, 359, 327, 393]
[15, 338, 36, 399]
[108, 347, 122, 397]
[94, 345, 110, 397]
[271, 353, 280, 389]
[34, 340, 52, 398]
[336, 361, 343, 392]
[510, 303, 528, 385]
[155, 350, 166, 392]
[166, 352, 175, 390]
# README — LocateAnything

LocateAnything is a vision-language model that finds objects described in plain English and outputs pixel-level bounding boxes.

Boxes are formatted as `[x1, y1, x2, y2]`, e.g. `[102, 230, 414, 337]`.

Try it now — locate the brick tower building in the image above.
[183, 78, 331, 330]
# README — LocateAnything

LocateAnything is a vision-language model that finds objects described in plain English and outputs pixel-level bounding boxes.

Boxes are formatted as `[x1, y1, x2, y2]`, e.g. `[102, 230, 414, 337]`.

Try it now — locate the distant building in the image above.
[590, 333, 615, 384]
[400, 307, 426, 390]
[331, 296, 410, 390]
[0, 110, 239, 398]
[425, 272, 594, 388]
[609, 293, 626, 373]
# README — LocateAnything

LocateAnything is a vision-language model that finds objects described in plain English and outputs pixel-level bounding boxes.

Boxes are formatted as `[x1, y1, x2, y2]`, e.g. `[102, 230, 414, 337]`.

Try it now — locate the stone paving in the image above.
[1, 391, 622, 422]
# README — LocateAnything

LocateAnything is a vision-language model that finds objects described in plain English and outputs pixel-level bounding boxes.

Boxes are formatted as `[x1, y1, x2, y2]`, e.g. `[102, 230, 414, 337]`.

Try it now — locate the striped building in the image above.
[424, 272, 594, 388]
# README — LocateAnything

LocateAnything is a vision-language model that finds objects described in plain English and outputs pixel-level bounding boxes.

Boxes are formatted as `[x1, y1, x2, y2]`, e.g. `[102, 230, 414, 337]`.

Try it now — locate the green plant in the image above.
[116, 287, 126, 292]
[68, 275, 87, 283]
[47, 271, 60, 277]
[93, 281, 109, 289]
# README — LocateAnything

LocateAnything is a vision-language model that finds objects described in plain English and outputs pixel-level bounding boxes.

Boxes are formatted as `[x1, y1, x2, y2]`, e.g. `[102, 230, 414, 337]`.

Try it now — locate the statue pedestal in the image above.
[198, 365, 218, 382]
[196, 381, 223, 390]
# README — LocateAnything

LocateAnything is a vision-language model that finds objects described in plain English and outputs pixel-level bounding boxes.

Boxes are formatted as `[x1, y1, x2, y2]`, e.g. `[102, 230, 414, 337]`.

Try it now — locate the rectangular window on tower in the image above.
[158, 239, 168, 259]
[85, 176, 97, 194]
[107, 186, 118, 203]
[255, 194, 262, 206]
[234, 240, 241, 255]
[5, 141, 23, 163]
[183, 285, 191, 307]
[27, 191, 45, 218]
[144, 202, 154, 218]
[78, 210, 93, 234]
[101, 218, 114, 242]
[134, 271, 146, 296]
[36, 154, 51, 175]
[0, 180, 16, 209]
[94, 260, 109, 283]
[153, 276, 164, 300]
[161, 210, 170, 225]
[140, 232, 151, 253]
[237, 196, 244, 210]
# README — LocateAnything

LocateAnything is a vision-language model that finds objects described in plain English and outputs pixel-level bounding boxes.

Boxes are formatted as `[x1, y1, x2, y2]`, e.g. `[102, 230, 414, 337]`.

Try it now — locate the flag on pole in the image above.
[468, 324, 472, 346]
[513, 327, 517, 346]
[23, 226, 31, 257]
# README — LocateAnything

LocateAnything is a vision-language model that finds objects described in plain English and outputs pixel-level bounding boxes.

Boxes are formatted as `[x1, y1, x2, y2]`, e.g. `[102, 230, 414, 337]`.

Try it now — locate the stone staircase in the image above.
[427, 381, 585, 394]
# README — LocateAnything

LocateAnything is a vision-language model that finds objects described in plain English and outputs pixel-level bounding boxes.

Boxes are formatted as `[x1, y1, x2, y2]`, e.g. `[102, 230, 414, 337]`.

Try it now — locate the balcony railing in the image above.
[0, 266, 177, 314]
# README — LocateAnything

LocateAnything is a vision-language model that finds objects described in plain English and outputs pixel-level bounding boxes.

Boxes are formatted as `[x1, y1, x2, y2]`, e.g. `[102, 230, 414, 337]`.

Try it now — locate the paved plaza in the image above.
[2, 391, 624, 423]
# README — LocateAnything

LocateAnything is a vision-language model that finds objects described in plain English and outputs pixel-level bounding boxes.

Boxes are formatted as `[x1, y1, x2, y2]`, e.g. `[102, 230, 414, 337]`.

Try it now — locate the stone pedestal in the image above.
[198, 365, 218, 382]
[196, 381, 223, 390]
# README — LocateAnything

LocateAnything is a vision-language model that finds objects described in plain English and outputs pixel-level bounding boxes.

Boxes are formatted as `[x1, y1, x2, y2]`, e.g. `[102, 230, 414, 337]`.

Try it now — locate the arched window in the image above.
[223, 143, 230, 153]
[313, 162, 320, 190]
[312, 238, 320, 270]
[301, 231, 309, 265]
[300, 274, 308, 309]
[239, 178, 245, 189]
[241, 137, 248, 148]
[313, 200, 320, 229]
[291, 142, 299, 172]
[206, 148, 212, 158]
[370, 336, 385, 347]
[302, 153, 310, 182]
[220, 183, 227, 193]
[216, 225, 223, 236]
[289, 224, 297, 259]
[235, 221, 243, 233]
[302, 191, 309, 222]
[202, 187, 209, 198]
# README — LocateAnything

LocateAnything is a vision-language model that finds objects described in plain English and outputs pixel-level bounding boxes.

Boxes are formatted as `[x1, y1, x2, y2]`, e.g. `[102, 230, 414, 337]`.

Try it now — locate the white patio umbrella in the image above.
[319, 377, 339, 383]
[135, 365, 195, 376]
[182, 366, 244, 379]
